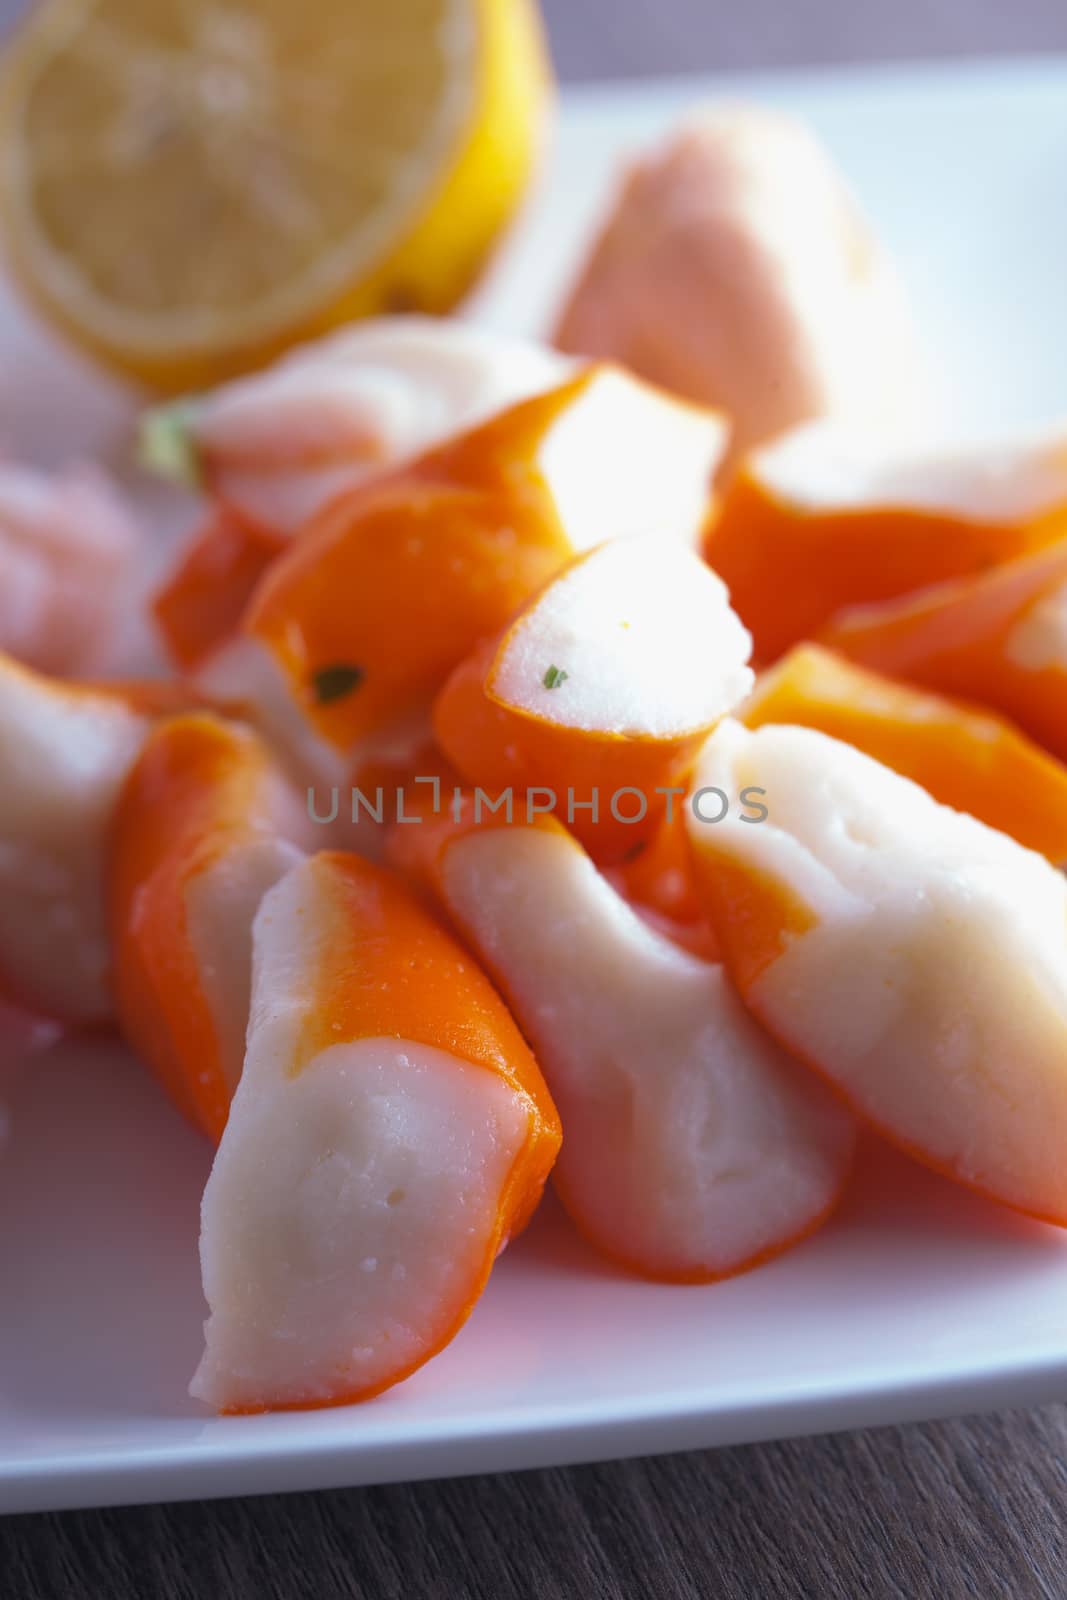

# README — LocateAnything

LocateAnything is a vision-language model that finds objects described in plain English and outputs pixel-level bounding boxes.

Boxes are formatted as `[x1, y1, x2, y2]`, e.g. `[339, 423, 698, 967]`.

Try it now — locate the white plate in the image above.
[4, 57, 1067, 1517]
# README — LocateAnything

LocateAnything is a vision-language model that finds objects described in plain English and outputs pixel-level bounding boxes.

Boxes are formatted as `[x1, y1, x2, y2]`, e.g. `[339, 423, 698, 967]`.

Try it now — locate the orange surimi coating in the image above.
[741, 643, 1067, 862]
[433, 637, 713, 864]
[612, 802, 720, 960]
[616, 802, 704, 924]
[819, 541, 1067, 766]
[233, 378, 586, 755]
[296, 852, 561, 1237]
[108, 713, 312, 1139]
[430, 639, 514, 789]
[153, 508, 285, 672]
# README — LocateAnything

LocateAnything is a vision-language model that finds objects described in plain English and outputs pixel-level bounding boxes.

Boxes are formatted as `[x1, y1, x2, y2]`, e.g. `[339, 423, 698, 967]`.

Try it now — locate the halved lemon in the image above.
[0, 0, 550, 391]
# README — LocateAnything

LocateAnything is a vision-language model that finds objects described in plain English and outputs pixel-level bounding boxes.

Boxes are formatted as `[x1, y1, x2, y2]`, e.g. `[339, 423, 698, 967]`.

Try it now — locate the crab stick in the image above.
[555, 107, 921, 461]
[142, 318, 576, 538]
[388, 806, 854, 1282]
[432, 533, 753, 861]
[191, 850, 561, 1411]
[148, 321, 576, 670]
[687, 720, 1067, 1225]
[200, 366, 726, 779]
[706, 421, 1067, 661]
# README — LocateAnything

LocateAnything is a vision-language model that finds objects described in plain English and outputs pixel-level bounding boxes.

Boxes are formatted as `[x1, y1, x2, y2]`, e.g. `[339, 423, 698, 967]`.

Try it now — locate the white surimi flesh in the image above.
[491, 532, 753, 735]
[754, 417, 1067, 524]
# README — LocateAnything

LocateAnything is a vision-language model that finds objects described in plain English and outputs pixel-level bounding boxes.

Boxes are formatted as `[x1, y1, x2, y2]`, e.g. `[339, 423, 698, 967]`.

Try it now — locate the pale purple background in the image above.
[2, 0, 1067, 77]
[541, 0, 1067, 77]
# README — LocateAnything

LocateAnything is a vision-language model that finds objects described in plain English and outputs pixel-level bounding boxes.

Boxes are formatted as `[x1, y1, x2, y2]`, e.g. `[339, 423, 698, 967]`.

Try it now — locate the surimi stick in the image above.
[433, 533, 753, 862]
[148, 320, 575, 669]
[192, 850, 561, 1411]
[0, 460, 139, 677]
[199, 367, 726, 780]
[706, 421, 1067, 661]
[113, 728, 560, 1410]
[686, 719, 1067, 1225]
[555, 108, 922, 461]
[143, 318, 575, 538]
[388, 806, 854, 1282]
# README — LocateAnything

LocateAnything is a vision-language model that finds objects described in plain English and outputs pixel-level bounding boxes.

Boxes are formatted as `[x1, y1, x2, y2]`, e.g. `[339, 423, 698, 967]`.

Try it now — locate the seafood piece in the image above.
[687, 719, 1067, 1225]
[149, 320, 577, 669]
[705, 420, 1067, 661]
[433, 532, 752, 861]
[143, 318, 576, 537]
[389, 807, 854, 1281]
[192, 850, 560, 1410]
[201, 366, 726, 780]
[556, 108, 921, 460]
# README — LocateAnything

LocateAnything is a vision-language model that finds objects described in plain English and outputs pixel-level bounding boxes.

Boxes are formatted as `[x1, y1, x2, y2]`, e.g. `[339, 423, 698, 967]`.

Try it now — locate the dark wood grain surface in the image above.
[5, 4, 1067, 1597]
[5, 1407, 1067, 1599]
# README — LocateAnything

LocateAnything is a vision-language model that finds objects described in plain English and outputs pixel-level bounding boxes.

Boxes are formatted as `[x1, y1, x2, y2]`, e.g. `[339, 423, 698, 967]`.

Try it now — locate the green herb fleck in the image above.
[312, 664, 365, 705]
[137, 401, 203, 488]
[542, 665, 569, 690]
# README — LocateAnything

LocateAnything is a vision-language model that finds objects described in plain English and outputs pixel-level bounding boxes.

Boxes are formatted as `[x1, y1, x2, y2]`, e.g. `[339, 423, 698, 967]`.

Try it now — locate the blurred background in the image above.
[3, 0, 1067, 77]
[5, 0, 1067, 462]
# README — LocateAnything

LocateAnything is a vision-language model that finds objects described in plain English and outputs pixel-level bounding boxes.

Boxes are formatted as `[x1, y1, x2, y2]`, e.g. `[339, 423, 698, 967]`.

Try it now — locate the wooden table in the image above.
[4, 4, 1067, 1595]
